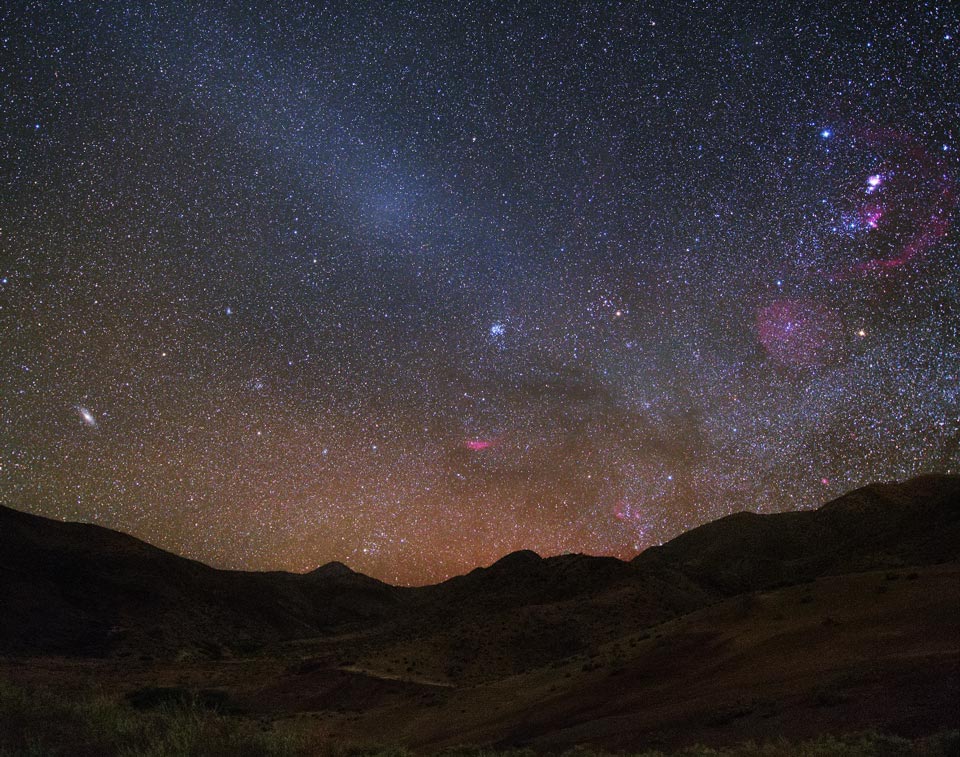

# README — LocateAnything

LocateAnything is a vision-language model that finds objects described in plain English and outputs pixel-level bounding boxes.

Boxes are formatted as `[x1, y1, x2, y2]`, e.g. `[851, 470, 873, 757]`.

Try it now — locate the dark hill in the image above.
[319, 474, 960, 686]
[0, 505, 402, 657]
[307, 561, 355, 578]
[427, 549, 638, 608]
[635, 473, 960, 595]
[1, 474, 956, 661]
[1, 475, 957, 752]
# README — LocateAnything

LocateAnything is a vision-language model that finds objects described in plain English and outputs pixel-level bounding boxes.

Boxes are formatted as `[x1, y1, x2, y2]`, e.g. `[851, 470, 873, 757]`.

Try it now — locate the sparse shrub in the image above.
[704, 699, 757, 727]
[197, 688, 233, 712]
[196, 639, 224, 659]
[289, 657, 328, 675]
[233, 639, 265, 657]
[2, 677, 956, 757]
[126, 686, 193, 710]
[0, 678, 301, 757]
[813, 685, 851, 707]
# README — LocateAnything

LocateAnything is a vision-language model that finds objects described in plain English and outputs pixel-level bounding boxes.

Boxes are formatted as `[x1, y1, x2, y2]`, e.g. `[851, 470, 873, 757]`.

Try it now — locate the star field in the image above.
[2, 1, 958, 584]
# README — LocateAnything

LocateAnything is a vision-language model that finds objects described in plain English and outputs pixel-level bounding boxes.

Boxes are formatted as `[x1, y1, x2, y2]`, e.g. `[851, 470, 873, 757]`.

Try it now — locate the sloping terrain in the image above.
[347, 564, 959, 752]
[635, 474, 960, 593]
[0, 505, 403, 656]
[2, 475, 955, 661]
[0, 474, 957, 752]
[330, 474, 960, 686]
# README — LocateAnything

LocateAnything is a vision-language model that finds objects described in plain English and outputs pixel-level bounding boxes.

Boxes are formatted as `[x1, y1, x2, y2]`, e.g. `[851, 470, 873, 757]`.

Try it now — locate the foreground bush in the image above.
[0, 678, 301, 756]
[0, 678, 956, 756]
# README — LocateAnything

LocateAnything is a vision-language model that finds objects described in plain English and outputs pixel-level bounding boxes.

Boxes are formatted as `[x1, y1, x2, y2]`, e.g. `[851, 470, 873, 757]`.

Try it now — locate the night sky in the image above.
[2, 1, 958, 585]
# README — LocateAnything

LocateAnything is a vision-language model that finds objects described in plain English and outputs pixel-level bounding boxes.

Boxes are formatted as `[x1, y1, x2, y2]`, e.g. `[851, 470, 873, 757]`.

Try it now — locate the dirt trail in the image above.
[337, 665, 455, 688]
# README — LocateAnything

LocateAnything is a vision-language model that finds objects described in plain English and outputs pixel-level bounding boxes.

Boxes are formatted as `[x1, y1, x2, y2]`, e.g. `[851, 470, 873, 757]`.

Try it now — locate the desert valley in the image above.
[1, 475, 957, 755]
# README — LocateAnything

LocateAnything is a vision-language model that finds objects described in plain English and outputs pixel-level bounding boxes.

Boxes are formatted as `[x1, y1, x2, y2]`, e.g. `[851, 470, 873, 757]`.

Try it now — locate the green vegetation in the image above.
[1, 678, 956, 757]
[0, 679, 301, 757]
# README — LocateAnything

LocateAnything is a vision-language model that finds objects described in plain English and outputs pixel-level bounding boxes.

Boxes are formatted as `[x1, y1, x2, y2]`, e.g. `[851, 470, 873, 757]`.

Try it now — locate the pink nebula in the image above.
[852, 192, 953, 273]
[464, 439, 494, 451]
[860, 201, 884, 229]
[841, 126, 956, 276]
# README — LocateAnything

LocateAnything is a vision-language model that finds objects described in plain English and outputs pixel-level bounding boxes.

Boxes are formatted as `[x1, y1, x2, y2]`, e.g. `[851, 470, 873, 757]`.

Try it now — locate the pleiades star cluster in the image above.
[1, 1, 957, 584]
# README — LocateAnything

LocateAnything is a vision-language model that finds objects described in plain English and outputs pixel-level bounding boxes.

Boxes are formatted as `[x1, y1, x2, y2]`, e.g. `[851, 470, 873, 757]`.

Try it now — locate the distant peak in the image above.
[491, 549, 542, 568]
[308, 561, 355, 578]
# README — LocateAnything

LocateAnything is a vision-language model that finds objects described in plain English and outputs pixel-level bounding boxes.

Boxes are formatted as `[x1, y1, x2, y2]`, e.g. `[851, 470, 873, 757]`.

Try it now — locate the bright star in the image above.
[820, 129, 832, 139]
